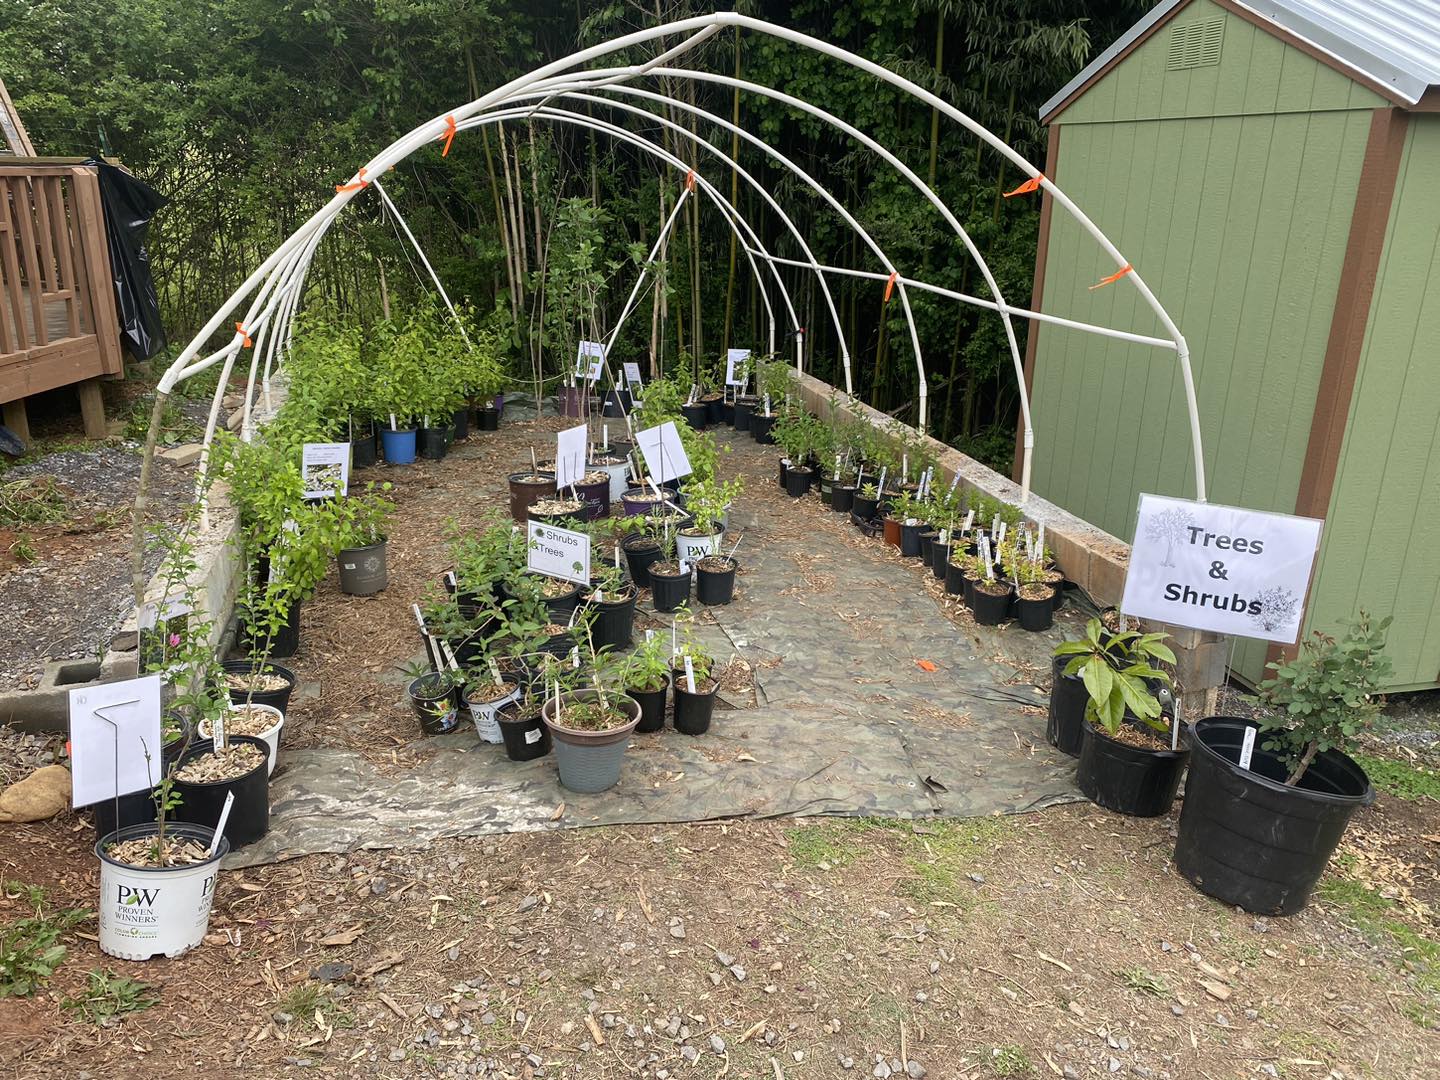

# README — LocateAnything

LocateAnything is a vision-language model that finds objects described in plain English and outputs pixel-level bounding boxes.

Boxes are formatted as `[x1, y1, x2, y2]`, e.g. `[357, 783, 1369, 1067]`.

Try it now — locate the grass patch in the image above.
[1317, 873, 1440, 1028]
[986, 1044, 1034, 1076]
[898, 817, 1016, 904]
[276, 982, 355, 1031]
[63, 969, 157, 1023]
[1352, 753, 1440, 802]
[0, 477, 68, 529]
[0, 885, 89, 998]
[1116, 966, 1170, 996]
[785, 824, 867, 869]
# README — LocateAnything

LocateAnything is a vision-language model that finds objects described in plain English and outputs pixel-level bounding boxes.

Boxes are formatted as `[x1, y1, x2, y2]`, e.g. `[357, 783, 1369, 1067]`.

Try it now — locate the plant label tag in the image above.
[684, 655, 697, 694]
[725, 348, 750, 386]
[902, 454, 908, 484]
[554, 424, 588, 490]
[212, 706, 227, 752]
[623, 362, 643, 387]
[1238, 725, 1257, 770]
[646, 629, 654, 643]
[877, 468, 887, 496]
[963, 509, 974, 532]
[614, 545, 622, 569]
[834, 454, 841, 479]
[1037, 522, 1045, 554]
[302, 442, 350, 499]
[576, 340, 605, 382]
[488, 658, 503, 684]
[948, 473, 960, 495]
[939, 529, 949, 544]
[68, 674, 163, 807]
[526, 521, 591, 586]
[524, 727, 542, 744]
[207, 791, 236, 856]
[1121, 493, 1324, 643]
[570, 647, 580, 669]
[635, 421, 692, 483]
[763, 393, 771, 415]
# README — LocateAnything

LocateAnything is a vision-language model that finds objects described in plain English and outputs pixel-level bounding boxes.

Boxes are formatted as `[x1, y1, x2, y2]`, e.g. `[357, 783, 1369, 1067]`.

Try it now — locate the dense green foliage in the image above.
[1, 0, 1145, 467]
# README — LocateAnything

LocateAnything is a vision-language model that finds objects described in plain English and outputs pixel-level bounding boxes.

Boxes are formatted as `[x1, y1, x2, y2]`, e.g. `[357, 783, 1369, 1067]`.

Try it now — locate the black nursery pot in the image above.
[695, 556, 737, 606]
[629, 675, 671, 734]
[899, 521, 927, 557]
[831, 483, 855, 514]
[672, 679, 717, 736]
[943, 559, 967, 596]
[477, 406, 500, 431]
[602, 389, 633, 418]
[930, 540, 951, 580]
[1046, 654, 1087, 757]
[452, 407, 470, 441]
[703, 396, 724, 424]
[648, 565, 692, 613]
[917, 529, 939, 565]
[408, 673, 462, 736]
[622, 535, 663, 588]
[970, 581, 1013, 625]
[350, 421, 377, 469]
[785, 465, 815, 498]
[681, 402, 708, 430]
[1077, 723, 1188, 818]
[171, 735, 271, 849]
[1016, 589, 1055, 632]
[751, 413, 777, 444]
[92, 725, 191, 838]
[220, 659, 296, 715]
[733, 397, 759, 431]
[418, 425, 451, 460]
[777, 458, 789, 490]
[1174, 717, 1374, 916]
[852, 492, 879, 521]
[585, 586, 637, 653]
[497, 702, 551, 762]
[243, 597, 302, 659]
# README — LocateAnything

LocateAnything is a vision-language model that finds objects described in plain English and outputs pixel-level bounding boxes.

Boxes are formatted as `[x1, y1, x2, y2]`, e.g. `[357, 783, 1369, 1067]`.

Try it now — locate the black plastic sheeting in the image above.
[84, 159, 167, 361]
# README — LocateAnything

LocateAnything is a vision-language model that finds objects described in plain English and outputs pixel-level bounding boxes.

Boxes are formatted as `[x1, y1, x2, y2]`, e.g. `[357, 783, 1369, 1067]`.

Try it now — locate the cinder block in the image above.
[1088, 553, 1128, 608]
[159, 443, 204, 466]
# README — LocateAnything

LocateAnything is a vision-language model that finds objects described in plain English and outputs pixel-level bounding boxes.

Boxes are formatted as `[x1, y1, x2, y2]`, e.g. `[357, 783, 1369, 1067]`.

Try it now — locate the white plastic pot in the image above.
[676, 529, 723, 569]
[201, 703, 285, 775]
[466, 683, 520, 745]
[97, 822, 228, 961]
[591, 460, 631, 503]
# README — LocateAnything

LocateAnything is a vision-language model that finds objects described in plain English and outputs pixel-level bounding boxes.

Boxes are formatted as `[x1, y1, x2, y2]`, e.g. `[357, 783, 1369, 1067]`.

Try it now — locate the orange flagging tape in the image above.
[235, 323, 253, 348]
[685, 169, 696, 191]
[438, 116, 457, 157]
[916, 659, 938, 672]
[336, 168, 369, 193]
[1003, 174, 1044, 198]
[883, 271, 898, 303]
[1089, 263, 1134, 290]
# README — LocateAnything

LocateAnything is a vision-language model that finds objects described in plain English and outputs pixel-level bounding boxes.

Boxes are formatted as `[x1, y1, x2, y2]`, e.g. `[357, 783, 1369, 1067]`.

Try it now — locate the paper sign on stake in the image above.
[635, 421, 692, 484]
[1120, 493, 1323, 643]
[526, 521, 591, 586]
[576, 340, 605, 381]
[554, 424, 588, 490]
[725, 348, 751, 386]
[302, 442, 350, 499]
[1239, 726, 1257, 771]
[68, 675, 163, 807]
[623, 362, 643, 387]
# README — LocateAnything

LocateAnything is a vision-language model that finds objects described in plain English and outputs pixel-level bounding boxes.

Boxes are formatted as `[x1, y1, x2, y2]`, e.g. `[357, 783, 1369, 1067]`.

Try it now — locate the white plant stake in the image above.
[963, 509, 974, 532]
[684, 655, 697, 694]
[1037, 522, 1045, 555]
[571, 647, 580, 669]
[981, 535, 996, 581]
[1239, 726, 1257, 771]
[206, 792, 236, 857]
[487, 657, 503, 685]
[948, 473, 960, 495]
[763, 393, 772, 415]
[877, 467, 888, 497]
[902, 454, 908, 485]
[603, 424, 609, 450]
[212, 708, 227, 752]
[997, 520, 1007, 547]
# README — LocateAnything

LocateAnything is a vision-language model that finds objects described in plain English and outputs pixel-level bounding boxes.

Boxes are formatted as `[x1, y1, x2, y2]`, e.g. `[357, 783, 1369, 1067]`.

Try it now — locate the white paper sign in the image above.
[554, 424, 588, 490]
[69, 675, 164, 807]
[725, 348, 751, 386]
[635, 421, 692, 484]
[623, 362, 643, 387]
[302, 442, 350, 499]
[526, 521, 591, 586]
[576, 340, 605, 381]
[1120, 494, 1323, 644]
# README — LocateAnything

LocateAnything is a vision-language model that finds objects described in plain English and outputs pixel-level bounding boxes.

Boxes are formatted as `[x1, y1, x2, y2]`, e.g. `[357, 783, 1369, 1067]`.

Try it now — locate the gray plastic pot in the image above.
[542, 690, 641, 793]
[338, 540, 388, 596]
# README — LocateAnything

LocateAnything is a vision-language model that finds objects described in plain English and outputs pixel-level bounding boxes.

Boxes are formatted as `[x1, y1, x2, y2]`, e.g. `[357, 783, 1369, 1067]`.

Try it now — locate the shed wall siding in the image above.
[1028, 105, 1373, 682]
[1308, 117, 1440, 690]
[1055, 0, 1386, 126]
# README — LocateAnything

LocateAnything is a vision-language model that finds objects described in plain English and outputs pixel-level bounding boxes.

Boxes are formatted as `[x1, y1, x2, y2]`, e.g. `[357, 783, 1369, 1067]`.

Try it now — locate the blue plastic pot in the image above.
[381, 427, 417, 465]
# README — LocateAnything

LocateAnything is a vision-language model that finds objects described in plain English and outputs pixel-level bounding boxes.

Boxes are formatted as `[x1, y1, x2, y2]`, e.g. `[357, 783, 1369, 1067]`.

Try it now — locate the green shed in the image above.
[1019, 0, 1440, 692]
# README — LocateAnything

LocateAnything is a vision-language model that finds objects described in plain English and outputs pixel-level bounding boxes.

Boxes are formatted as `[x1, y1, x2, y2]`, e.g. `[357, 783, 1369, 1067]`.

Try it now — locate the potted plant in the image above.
[496, 681, 553, 761]
[404, 664, 464, 736]
[1174, 614, 1388, 915]
[1003, 532, 1055, 632]
[671, 630, 718, 737]
[461, 663, 521, 746]
[198, 703, 284, 776]
[695, 550, 738, 606]
[582, 559, 637, 654]
[888, 491, 928, 558]
[1056, 619, 1187, 817]
[772, 410, 816, 497]
[313, 482, 395, 596]
[1046, 642, 1088, 758]
[620, 632, 672, 733]
[643, 519, 692, 613]
[371, 315, 428, 465]
[852, 480, 880, 523]
[540, 650, 642, 793]
[676, 476, 740, 566]
[969, 557, 1013, 626]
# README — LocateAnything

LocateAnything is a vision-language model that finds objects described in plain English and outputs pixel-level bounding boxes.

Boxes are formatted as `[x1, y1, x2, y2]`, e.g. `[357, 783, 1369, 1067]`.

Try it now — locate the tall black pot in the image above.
[648, 565, 692, 613]
[785, 466, 815, 498]
[629, 675, 670, 734]
[418, 425, 451, 460]
[899, 522, 927, 558]
[831, 484, 855, 513]
[750, 413, 777, 444]
[695, 556, 737, 606]
[1046, 655, 1087, 757]
[622, 535, 663, 588]
[672, 680, 716, 736]
[585, 587, 637, 653]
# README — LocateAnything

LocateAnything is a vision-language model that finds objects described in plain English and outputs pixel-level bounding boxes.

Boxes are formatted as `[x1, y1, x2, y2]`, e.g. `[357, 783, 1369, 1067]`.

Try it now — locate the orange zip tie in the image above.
[438, 116, 457, 157]
[336, 168, 369, 193]
[235, 322, 253, 348]
[685, 169, 696, 191]
[1003, 174, 1045, 198]
[1089, 263, 1133, 291]
[883, 271, 898, 303]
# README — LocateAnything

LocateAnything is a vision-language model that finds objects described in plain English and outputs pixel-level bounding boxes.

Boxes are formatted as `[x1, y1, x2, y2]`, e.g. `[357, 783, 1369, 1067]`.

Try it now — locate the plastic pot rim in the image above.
[1186, 716, 1375, 806]
[173, 735, 271, 788]
[96, 821, 229, 872]
[1084, 721, 1189, 763]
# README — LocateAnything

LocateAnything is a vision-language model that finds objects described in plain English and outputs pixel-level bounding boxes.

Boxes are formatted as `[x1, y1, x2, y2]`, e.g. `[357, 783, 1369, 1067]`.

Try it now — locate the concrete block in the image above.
[159, 443, 204, 466]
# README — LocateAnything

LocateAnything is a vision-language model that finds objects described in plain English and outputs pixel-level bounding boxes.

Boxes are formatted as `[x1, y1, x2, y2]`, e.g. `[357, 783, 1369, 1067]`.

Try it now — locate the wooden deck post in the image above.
[77, 378, 107, 439]
[1, 398, 29, 446]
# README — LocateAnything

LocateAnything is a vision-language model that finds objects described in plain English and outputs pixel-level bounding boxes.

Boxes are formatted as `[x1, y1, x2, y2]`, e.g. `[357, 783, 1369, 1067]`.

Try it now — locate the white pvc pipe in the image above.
[373, 177, 472, 349]
[603, 185, 692, 358]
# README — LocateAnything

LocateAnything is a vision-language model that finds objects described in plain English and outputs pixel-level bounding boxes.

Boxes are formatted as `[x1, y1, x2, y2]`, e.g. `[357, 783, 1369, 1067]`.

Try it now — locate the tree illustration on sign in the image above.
[1145, 507, 1194, 568]
[1251, 586, 1300, 634]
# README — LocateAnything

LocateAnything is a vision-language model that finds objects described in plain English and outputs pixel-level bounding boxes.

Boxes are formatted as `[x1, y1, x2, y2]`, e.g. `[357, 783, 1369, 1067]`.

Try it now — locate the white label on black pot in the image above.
[212, 708, 227, 752]
[570, 647, 580, 669]
[524, 727, 542, 745]
[684, 655, 697, 694]
[1239, 726, 1257, 770]
[939, 529, 949, 544]
[69, 674, 163, 807]
[763, 394, 771, 415]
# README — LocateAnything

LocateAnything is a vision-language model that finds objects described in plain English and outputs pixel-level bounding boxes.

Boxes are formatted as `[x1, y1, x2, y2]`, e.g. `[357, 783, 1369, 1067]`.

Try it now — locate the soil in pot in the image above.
[672, 673, 718, 736]
[1046, 654, 1087, 757]
[1174, 716, 1374, 915]
[465, 677, 520, 745]
[221, 660, 295, 714]
[528, 497, 586, 526]
[497, 701, 551, 761]
[351, 422, 377, 468]
[695, 556, 737, 605]
[785, 465, 815, 498]
[917, 529, 939, 564]
[1016, 584, 1056, 631]
[628, 674, 671, 733]
[508, 472, 556, 523]
[477, 405, 500, 431]
[750, 413, 776, 444]
[1077, 721, 1188, 818]
[942, 558, 968, 596]
[733, 397, 758, 431]
[338, 540, 388, 596]
[620, 488, 665, 517]
[703, 394, 724, 424]
[171, 736, 270, 848]
[622, 535, 663, 587]
[200, 704, 284, 774]
[648, 562, 692, 613]
[971, 580, 1013, 625]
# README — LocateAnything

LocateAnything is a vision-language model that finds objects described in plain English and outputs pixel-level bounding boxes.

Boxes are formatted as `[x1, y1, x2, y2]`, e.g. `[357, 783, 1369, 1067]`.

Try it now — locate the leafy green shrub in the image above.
[1053, 618, 1174, 736]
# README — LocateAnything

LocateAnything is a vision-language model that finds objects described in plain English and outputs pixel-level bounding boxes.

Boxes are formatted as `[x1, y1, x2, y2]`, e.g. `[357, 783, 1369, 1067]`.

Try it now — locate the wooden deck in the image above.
[0, 163, 122, 439]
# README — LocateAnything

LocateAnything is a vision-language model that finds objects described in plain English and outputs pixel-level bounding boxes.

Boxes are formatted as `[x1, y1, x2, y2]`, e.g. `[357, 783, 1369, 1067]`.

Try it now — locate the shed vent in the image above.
[1166, 19, 1225, 71]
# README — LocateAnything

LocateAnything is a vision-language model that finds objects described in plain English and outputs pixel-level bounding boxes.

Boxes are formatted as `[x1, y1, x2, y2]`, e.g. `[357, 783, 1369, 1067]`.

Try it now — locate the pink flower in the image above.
[168, 633, 182, 648]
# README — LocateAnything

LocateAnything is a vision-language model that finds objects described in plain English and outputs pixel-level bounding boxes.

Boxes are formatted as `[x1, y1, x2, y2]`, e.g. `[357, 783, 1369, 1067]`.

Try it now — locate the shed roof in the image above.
[1040, 0, 1440, 120]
